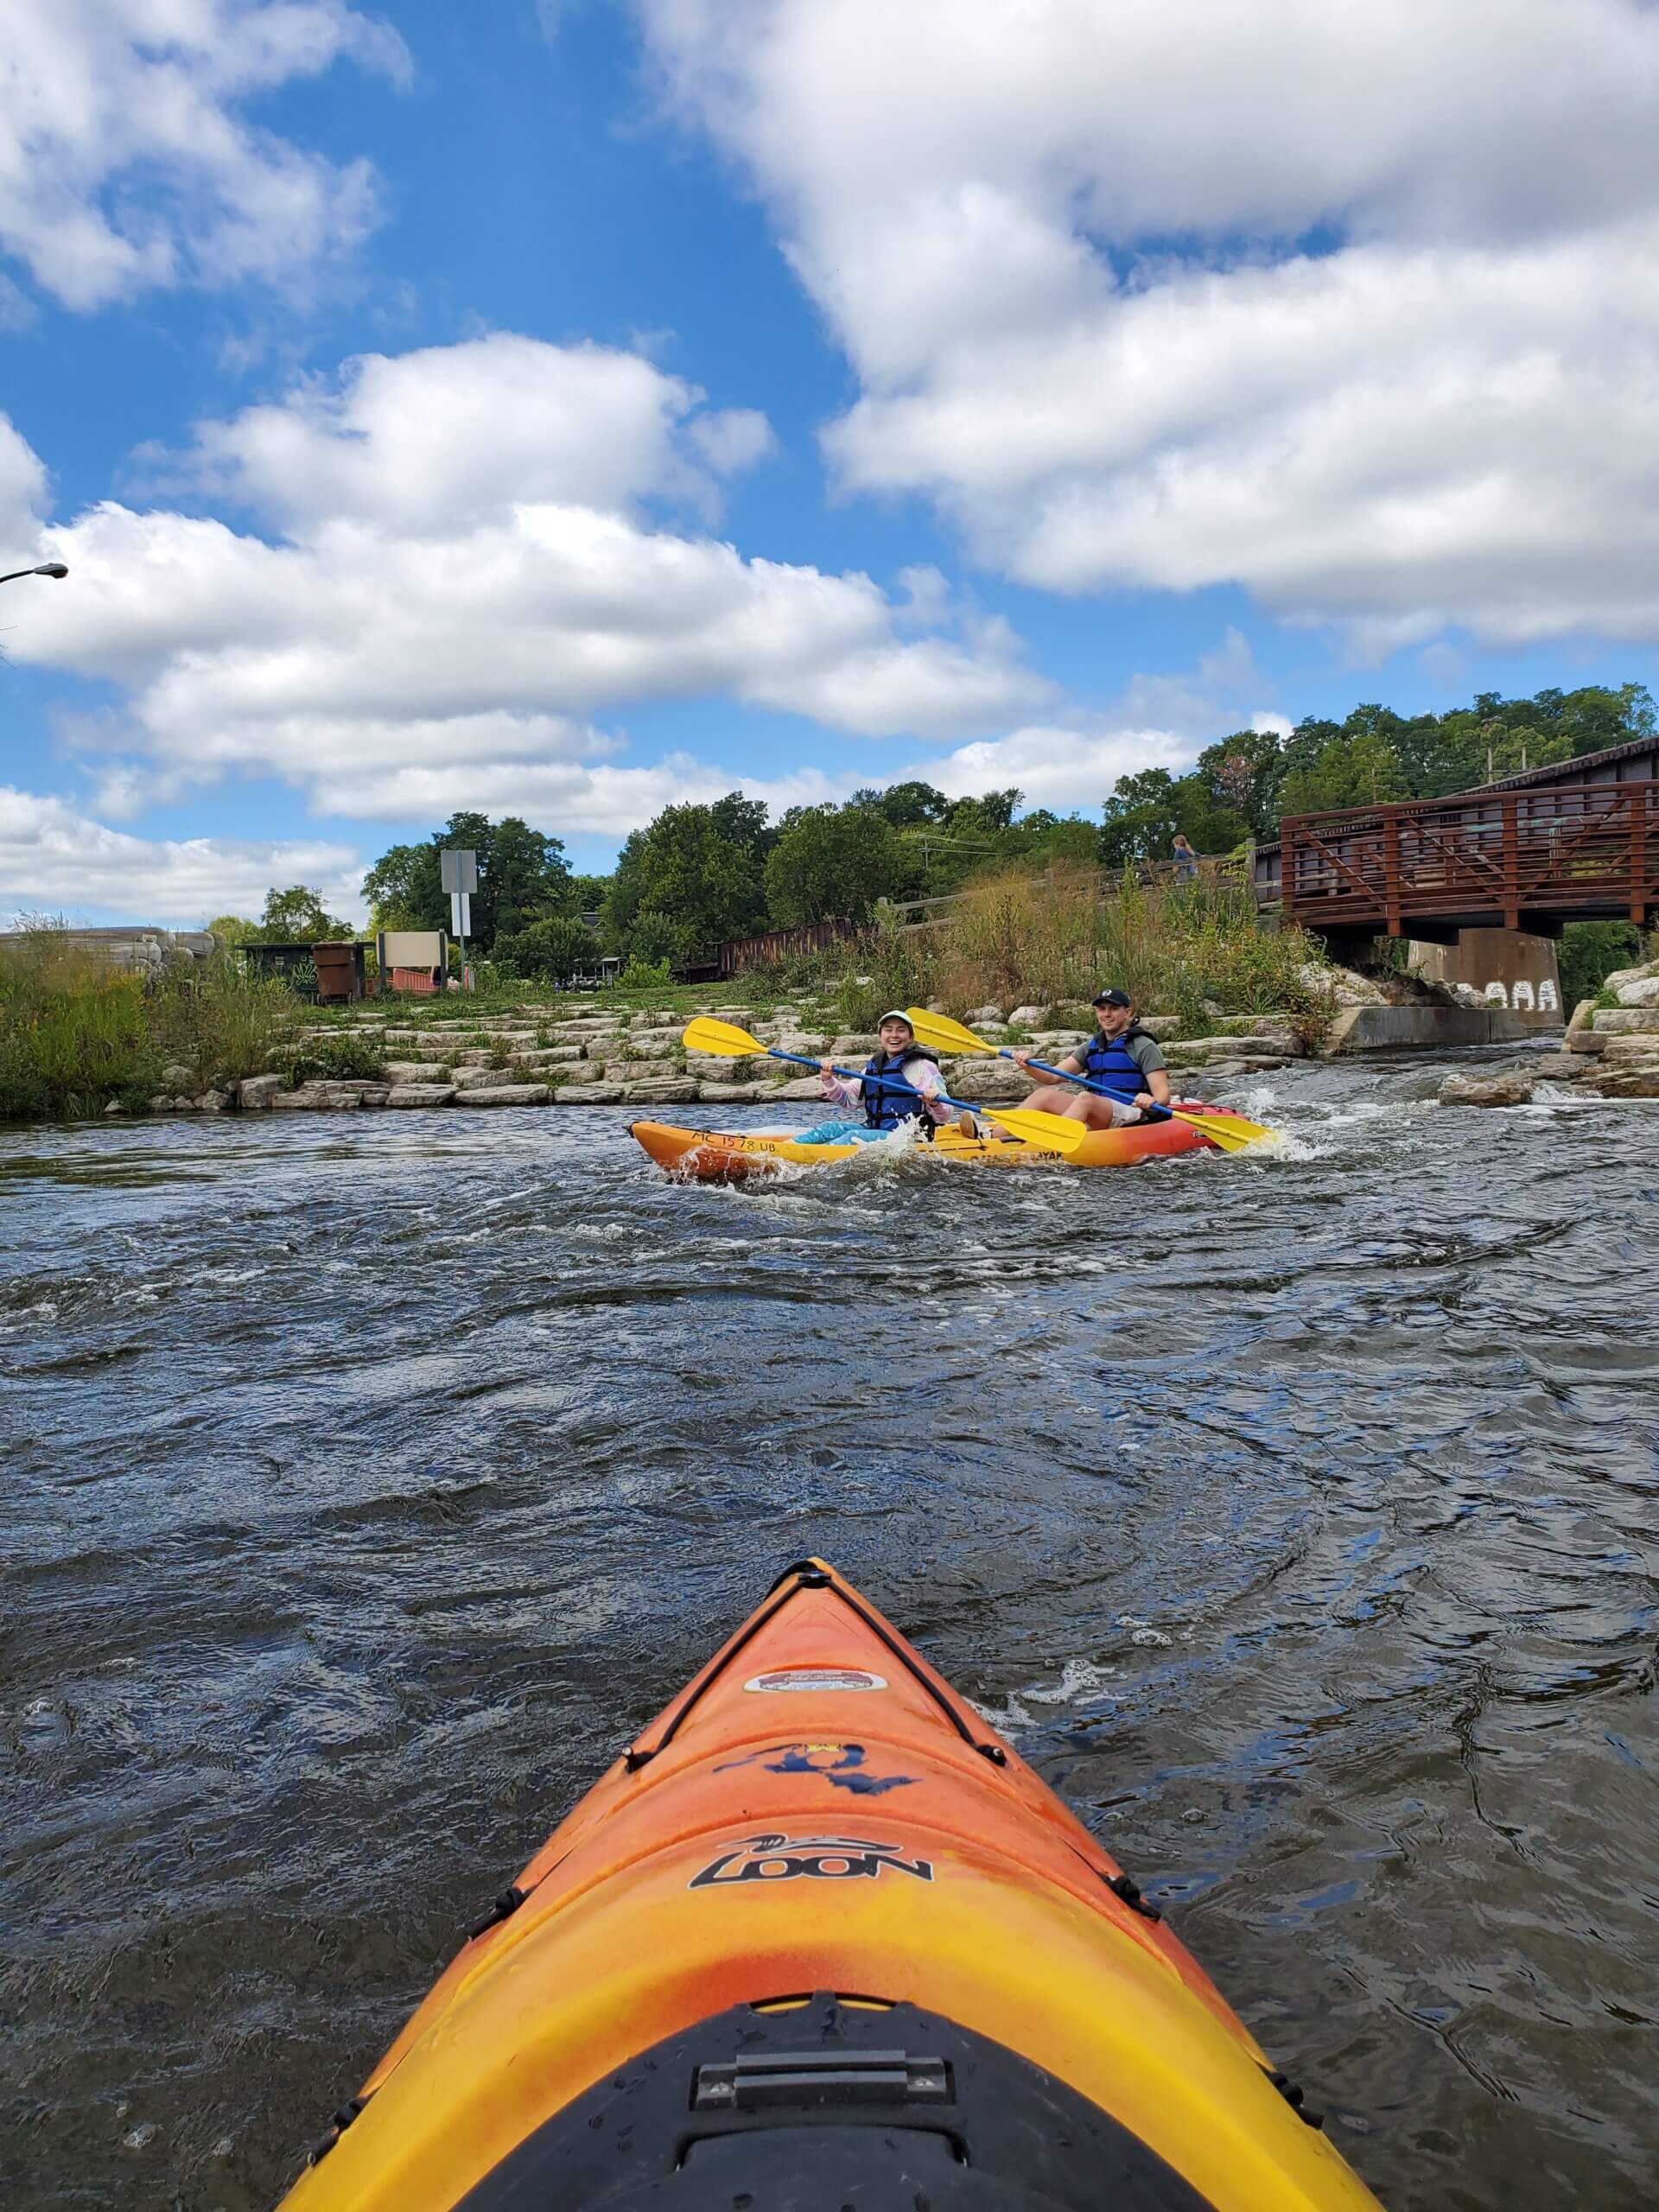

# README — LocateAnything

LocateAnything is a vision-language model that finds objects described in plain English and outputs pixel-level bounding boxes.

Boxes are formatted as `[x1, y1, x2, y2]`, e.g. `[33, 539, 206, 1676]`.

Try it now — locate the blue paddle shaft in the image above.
[1006, 1049, 1172, 1122]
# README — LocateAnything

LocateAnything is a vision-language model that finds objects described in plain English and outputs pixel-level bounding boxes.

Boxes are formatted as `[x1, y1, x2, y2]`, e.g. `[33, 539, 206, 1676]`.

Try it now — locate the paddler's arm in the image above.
[908, 1058, 952, 1124]
[1138, 1066, 1173, 1110]
[1008, 1048, 1084, 1076]
[817, 1058, 859, 1107]
[1128, 1042, 1173, 1114]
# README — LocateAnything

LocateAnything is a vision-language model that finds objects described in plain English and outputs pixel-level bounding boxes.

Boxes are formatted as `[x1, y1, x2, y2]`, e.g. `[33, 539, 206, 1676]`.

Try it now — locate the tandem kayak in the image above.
[631, 1109, 1244, 1180]
[281, 1560, 1382, 2211]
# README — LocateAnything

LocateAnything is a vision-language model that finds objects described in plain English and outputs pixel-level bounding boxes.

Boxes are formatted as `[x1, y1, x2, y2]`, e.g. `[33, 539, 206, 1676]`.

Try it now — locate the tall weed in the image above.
[0, 932, 160, 1117]
[0, 925, 302, 1118]
[830, 918, 938, 1033]
[149, 951, 296, 1090]
[933, 866, 1331, 1036]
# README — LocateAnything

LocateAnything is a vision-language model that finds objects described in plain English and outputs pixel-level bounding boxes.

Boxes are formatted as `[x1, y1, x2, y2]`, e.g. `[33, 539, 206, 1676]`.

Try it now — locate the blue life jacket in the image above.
[1079, 1023, 1153, 1100]
[861, 1045, 940, 1134]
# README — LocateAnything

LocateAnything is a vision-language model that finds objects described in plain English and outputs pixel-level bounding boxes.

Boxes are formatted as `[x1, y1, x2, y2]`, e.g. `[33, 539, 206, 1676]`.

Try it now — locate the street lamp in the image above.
[0, 562, 67, 584]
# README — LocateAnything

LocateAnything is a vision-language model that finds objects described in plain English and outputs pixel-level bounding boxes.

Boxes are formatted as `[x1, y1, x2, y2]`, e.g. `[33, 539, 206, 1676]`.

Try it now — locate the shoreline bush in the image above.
[0, 926, 297, 1119]
[825, 866, 1334, 1040]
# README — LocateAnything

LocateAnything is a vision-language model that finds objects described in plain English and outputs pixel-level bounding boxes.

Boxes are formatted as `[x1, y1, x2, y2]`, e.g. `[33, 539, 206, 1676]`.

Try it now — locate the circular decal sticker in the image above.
[743, 1667, 887, 1694]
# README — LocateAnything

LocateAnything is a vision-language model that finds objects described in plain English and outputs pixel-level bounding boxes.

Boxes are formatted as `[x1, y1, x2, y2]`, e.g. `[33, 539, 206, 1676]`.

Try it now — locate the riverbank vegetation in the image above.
[777, 868, 1334, 1045]
[0, 924, 295, 1119]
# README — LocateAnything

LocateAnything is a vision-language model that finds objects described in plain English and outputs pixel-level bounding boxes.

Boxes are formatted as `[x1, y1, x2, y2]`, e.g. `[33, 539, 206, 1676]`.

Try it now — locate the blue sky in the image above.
[3, 0, 1656, 925]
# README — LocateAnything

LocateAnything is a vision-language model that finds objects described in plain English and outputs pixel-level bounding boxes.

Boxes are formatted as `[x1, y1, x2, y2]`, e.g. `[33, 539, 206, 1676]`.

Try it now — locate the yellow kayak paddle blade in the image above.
[978, 1107, 1089, 1154]
[1166, 1108, 1274, 1153]
[682, 1015, 768, 1058]
[905, 1007, 992, 1055]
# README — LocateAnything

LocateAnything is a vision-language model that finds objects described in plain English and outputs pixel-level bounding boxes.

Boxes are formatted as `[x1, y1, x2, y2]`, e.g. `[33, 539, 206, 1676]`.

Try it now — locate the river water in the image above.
[2, 1048, 1656, 2211]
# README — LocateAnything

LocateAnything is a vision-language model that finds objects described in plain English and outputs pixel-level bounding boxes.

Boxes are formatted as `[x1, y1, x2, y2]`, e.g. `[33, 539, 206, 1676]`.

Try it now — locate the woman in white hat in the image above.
[810, 1010, 967, 1141]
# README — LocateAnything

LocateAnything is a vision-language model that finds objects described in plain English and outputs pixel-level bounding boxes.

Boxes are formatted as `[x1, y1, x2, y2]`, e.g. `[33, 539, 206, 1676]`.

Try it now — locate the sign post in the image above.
[439, 849, 478, 988]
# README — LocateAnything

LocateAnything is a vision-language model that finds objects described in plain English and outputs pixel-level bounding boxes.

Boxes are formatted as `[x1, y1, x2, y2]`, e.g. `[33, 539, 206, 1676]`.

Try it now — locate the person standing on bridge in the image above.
[1011, 988, 1173, 1128]
[1172, 833, 1200, 880]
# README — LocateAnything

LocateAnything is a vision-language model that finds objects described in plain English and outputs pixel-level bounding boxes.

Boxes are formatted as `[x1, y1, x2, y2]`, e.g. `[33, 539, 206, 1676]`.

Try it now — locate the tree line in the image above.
[223, 681, 1654, 981]
[1101, 682, 1655, 865]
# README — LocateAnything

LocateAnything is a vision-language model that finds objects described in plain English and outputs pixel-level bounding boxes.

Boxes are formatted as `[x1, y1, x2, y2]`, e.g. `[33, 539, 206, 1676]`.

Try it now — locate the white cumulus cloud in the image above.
[0, 785, 360, 928]
[0, 0, 409, 311]
[7, 333, 1054, 827]
[642, 0, 1659, 645]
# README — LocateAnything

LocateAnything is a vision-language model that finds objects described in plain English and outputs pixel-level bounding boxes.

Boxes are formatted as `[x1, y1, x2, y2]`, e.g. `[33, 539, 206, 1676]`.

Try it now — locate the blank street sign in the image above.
[440, 849, 478, 894]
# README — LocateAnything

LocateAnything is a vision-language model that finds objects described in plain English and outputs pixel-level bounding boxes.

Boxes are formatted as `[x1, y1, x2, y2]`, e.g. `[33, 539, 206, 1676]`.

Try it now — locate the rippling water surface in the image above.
[3, 1051, 1656, 2210]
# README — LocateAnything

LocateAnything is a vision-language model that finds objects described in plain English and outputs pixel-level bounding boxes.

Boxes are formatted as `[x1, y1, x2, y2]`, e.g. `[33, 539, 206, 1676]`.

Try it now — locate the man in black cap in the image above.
[1010, 988, 1173, 1128]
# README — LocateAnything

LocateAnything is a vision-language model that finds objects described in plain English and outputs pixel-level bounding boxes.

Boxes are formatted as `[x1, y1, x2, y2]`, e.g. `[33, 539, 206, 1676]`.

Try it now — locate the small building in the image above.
[238, 940, 372, 1001]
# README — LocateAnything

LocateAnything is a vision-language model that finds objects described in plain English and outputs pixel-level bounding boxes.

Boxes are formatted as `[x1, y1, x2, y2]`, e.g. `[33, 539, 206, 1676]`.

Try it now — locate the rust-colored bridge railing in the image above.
[1257, 779, 1659, 939]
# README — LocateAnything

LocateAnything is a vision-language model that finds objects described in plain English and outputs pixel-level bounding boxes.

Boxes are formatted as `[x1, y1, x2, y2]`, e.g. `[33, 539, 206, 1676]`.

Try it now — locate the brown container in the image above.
[312, 941, 366, 1004]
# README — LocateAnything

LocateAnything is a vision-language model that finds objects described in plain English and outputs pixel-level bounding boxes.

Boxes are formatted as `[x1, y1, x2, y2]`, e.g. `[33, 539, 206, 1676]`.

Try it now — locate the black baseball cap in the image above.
[1091, 987, 1133, 1007]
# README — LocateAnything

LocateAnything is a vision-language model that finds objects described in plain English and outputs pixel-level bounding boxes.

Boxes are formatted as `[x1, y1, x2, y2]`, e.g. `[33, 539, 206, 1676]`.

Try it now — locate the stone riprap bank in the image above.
[1439, 957, 1659, 1108]
[141, 1004, 1307, 1117]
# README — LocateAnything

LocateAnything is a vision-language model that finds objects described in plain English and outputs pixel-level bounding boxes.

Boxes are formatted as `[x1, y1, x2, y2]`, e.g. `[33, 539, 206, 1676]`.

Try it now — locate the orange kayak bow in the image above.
[279, 1560, 1383, 2211]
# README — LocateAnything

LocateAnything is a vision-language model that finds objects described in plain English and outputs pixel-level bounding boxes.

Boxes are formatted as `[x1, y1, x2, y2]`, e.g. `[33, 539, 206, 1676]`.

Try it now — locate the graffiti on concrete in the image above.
[1483, 977, 1559, 1011]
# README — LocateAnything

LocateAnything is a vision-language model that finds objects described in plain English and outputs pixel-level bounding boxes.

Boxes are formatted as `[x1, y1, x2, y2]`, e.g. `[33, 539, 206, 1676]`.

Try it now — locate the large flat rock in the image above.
[938, 1060, 1039, 1101]
[696, 1081, 777, 1103]
[1439, 1071, 1535, 1107]
[1580, 1066, 1659, 1098]
[615, 1077, 702, 1105]
[386, 1083, 459, 1107]
[454, 1084, 551, 1106]
[1592, 1007, 1659, 1034]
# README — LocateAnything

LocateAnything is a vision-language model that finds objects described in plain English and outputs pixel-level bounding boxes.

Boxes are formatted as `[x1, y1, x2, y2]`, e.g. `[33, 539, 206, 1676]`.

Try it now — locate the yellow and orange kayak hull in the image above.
[630, 1113, 1236, 1180]
[277, 1561, 1382, 2211]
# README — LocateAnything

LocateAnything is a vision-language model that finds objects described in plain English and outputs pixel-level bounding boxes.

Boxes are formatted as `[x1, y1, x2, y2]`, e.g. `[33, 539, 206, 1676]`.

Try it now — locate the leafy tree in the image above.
[484, 816, 569, 942]
[1558, 921, 1643, 1009]
[709, 790, 777, 866]
[1190, 730, 1287, 842]
[1279, 728, 1408, 815]
[205, 912, 260, 945]
[602, 827, 650, 950]
[873, 779, 950, 828]
[360, 813, 569, 946]
[496, 915, 599, 982]
[630, 911, 683, 967]
[565, 873, 611, 918]
[252, 885, 354, 942]
[1099, 769, 1185, 867]
[765, 803, 903, 926]
[611, 803, 768, 955]
[947, 787, 1022, 836]
[1002, 810, 1100, 867]
[362, 842, 444, 931]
